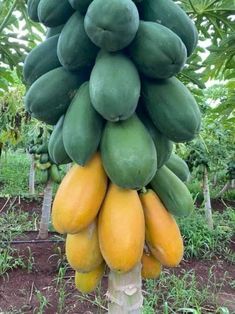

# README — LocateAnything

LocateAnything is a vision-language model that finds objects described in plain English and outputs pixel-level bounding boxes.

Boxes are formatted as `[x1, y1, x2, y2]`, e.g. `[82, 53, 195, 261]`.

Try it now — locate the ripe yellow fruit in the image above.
[98, 183, 145, 273]
[75, 263, 105, 294]
[140, 189, 184, 267]
[141, 251, 161, 279]
[66, 220, 103, 272]
[52, 153, 107, 234]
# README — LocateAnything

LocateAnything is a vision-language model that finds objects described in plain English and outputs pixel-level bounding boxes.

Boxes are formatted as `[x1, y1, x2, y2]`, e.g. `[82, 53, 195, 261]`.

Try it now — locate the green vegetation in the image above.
[143, 267, 230, 313]
[0, 151, 44, 196]
[0, 206, 38, 276]
[179, 207, 235, 260]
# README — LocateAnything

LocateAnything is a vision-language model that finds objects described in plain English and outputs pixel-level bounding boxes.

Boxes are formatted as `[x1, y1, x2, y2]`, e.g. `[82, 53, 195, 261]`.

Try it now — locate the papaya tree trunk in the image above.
[0, 142, 3, 158]
[38, 179, 53, 239]
[216, 181, 231, 198]
[202, 166, 213, 230]
[107, 263, 143, 314]
[29, 154, 35, 195]
[212, 172, 217, 187]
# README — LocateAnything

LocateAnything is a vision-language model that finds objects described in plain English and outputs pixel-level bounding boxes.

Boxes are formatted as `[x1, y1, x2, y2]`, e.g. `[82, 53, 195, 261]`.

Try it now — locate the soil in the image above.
[196, 198, 235, 212]
[0, 198, 234, 313]
[0, 196, 42, 216]
[0, 231, 107, 314]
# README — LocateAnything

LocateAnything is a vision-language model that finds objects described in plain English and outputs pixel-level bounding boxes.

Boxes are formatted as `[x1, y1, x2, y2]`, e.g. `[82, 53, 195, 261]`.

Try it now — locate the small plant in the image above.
[33, 289, 50, 314]
[25, 246, 35, 273]
[48, 243, 66, 270]
[55, 264, 70, 314]
[0, 247, 26, 276]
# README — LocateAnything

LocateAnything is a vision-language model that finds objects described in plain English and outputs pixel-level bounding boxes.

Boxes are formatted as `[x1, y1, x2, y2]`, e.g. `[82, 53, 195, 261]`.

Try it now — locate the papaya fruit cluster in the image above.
[25, 0, 200, 293]
[28, 130, 61, 184]
[52, 153, 184, 292]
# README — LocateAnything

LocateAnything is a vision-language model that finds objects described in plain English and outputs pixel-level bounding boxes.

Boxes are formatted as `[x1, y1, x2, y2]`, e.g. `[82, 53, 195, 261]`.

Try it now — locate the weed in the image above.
[0, 207, 37, 241]
[0, 205, 37, 276]
[0, 247, 26, 276]
[143, 266, 228, 313]
[25, 246, 35, 273]
[178, 207, 234, 260]
[55, 264, 70, 314]
[48, 242, 66, 270]
[33, 289, 50, 314]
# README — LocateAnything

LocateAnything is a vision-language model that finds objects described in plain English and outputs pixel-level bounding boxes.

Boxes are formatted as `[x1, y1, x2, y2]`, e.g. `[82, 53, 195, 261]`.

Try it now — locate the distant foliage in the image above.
[0, 0, 45, 93]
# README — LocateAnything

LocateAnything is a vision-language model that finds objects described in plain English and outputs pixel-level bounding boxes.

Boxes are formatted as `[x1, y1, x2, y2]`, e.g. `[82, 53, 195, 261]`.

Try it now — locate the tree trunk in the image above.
[216, 181, 231, 198]
[212, 173, 217, 187]
[0, 142, 3, 158]
[202, 166, 213, 230]
[29, 154, 35, 195]
[38, 179, 53, 239]
[231, 179, 235, 188]
[107, 263, 143, 314]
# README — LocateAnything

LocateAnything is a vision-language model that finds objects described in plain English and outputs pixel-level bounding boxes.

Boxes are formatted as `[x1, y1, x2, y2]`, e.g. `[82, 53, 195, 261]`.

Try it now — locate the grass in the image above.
[178, 207, 235, 260]
[0, 151, 44, 196]
[143, 267, 230, 313]
[0, 205, 38, 276]
[0, 150, 66, 197]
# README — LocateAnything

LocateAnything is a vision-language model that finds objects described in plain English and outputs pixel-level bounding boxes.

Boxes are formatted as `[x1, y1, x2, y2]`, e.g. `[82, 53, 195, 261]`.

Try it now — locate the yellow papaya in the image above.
[140, 189, 184, 267]
[52, 153, 107, 234]
[75, 263, 105, 294]
[141, 251, 161, 279]
[66, 220, 103, 272]
[98, 183, 145, 273]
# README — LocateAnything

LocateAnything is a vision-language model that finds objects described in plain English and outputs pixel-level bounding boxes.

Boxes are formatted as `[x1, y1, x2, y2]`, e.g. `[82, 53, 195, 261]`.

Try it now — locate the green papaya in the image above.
[142, 77, 201, 142]
[46, 25, 64, 39]
[101, 114, 157, 189]
[34, 154, 41, 160]
[165, 153, 190, 182]
[68, 0, 92, 14]
[28, 145, 37, 154]
[139, 0, 198, 56]
[25, 67, 88, 125]
[48, 116, 71, 165]
[63, 82, 104, 166]
[40, 153, 49, 164]
[38, 0, 74, 27]
[36, 142, 48, 154]
[57, 12, 99, 70]
[36, 161, 51, 170]
[128, 21, 187, 79]
[49, 164, 61, 183]
[40, 170, 49, 184]
[27, 0, 40, 22]
[84, 0, 139, 51]
[150, 166, 194, 217]
[23, 35, 60, 86]
[137, 107, 173, 169]
[89, 51, 140, 121]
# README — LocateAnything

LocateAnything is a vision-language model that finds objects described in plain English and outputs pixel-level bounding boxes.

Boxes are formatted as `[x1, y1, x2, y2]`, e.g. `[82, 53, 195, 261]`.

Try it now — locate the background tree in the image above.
[0, 0, 44, 92]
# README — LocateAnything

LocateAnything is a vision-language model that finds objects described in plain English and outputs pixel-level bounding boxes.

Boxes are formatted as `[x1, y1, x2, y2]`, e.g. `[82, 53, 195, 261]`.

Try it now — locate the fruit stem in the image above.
[140, 187, 147, 194]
